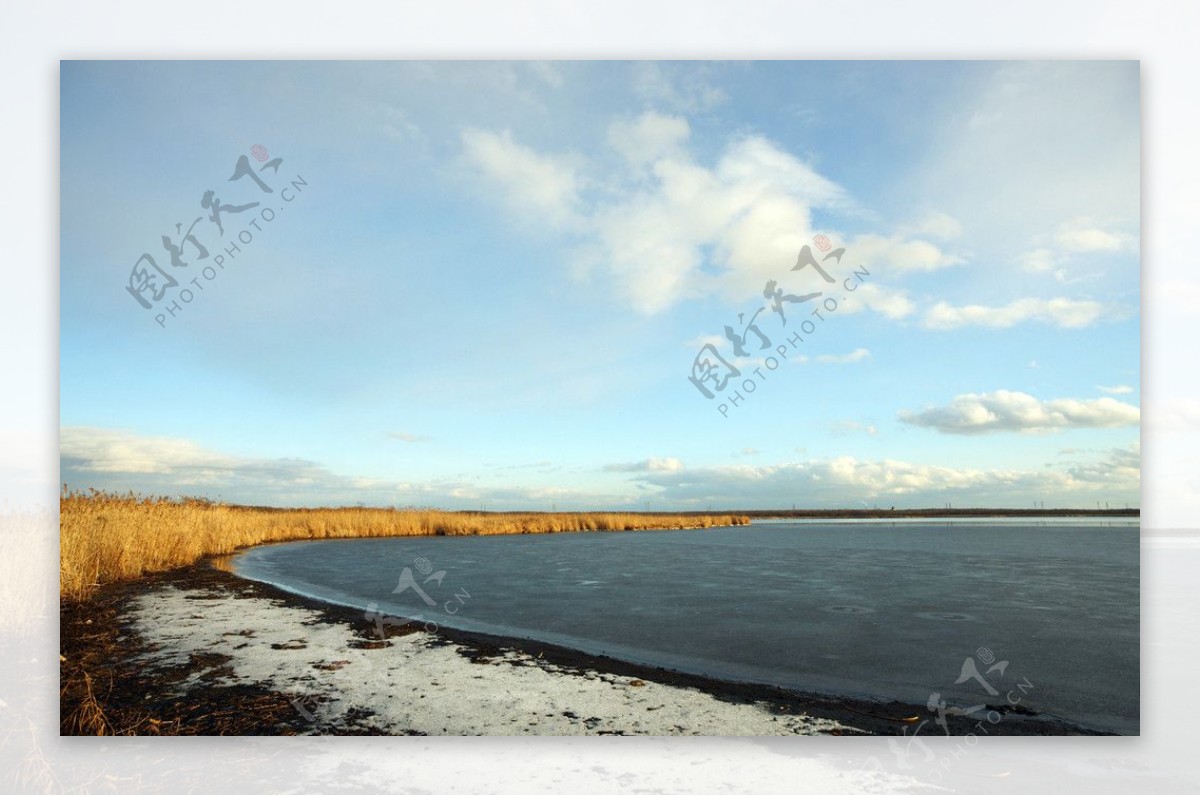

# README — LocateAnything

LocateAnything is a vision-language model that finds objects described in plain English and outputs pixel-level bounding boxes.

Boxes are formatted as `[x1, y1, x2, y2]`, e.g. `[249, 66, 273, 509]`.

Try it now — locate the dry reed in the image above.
[60, 489, 748, 602]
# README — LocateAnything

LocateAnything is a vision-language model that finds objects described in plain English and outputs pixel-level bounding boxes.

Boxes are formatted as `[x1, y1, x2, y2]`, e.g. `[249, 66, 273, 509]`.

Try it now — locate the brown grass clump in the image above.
[60, 489, 748, 602]
[60, 670, 117, 736]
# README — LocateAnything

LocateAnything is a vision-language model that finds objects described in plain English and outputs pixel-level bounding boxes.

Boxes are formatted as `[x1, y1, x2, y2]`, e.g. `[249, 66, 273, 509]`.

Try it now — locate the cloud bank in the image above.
[62, 426, 1138, 510]
[899, 390, 1140, 434]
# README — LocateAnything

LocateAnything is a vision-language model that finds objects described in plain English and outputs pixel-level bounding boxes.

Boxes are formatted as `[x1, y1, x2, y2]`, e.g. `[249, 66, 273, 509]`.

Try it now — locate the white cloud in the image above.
[910, 211, 963, 240]
[899, 390, 1140, 434]
[603, 457, 685, 473]
[838, 283, 916, 320]
[1051, 268, 1101, 286]
[632, 62, 726, 113]
[62, 426, 236, 476]
[460, 128, 582, 228]
[923, 297, 1108, 330]
[830, 420, 878, 436]
[60, 427, 393, 502]
[1096, 384, 1134, 395]
[684, 333, 727, 351]
[462, 115, 860, 315]
[607, 112, 690, 165]
[1018, 248, 1062, 273]
[527, 61, 564, 89]
[1017, 216, 1134, 284]
[632, 446, 1138, 508]
[847, 233, 963, 273]
[375, 104, 424, 144]
[60, 427, 634, 510]
[460, 116, 969, 319]
[1062, 443, 1140, 486]
[816, 348, 871, 365]
[1054, 217, 1136, 253]
[387, 431, 430, 443]
[730, 354, 770, 370]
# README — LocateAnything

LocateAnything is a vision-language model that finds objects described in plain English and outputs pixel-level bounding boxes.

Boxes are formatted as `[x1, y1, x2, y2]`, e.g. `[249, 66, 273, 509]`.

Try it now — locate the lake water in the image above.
[232, 520, 1140, 733]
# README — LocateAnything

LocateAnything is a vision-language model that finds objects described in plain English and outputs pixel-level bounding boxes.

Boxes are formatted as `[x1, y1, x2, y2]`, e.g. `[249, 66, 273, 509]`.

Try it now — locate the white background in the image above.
[2, 1, 1197, 792]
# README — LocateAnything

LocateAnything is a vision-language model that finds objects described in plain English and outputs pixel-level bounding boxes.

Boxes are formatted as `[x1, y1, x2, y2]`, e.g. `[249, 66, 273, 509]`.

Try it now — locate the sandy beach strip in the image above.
[121, 575, 855, 736]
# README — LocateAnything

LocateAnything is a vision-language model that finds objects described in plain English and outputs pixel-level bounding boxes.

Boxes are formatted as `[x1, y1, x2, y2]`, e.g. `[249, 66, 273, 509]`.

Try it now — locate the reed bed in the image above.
[60, 489, 748, 602]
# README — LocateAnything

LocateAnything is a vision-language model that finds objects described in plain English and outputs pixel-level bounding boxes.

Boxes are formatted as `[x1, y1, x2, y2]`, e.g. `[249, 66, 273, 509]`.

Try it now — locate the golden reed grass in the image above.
[60, 489, 748, 602]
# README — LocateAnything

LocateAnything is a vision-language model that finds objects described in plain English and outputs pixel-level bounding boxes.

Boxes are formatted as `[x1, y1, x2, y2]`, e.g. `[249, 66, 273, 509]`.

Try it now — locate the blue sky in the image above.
[60, 60, 1140, 510]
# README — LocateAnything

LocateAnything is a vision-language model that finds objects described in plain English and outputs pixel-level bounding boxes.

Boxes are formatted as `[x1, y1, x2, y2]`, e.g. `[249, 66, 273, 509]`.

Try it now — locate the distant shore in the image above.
[388, 507, 1139, 520]
[713, 507, 1139, 519]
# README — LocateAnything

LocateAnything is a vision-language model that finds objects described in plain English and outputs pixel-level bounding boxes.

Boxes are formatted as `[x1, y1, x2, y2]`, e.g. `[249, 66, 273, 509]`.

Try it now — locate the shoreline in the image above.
[60, 557, 1109, 736]
[59, 492, 751, 603]
[730, 508, 1138, 520]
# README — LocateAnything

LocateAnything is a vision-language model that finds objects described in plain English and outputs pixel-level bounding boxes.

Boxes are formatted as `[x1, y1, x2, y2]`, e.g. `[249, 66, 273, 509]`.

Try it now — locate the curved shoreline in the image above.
[60, 556, 1109, 736]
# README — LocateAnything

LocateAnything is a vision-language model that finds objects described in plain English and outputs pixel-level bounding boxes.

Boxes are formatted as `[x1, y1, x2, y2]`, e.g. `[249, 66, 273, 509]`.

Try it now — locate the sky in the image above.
[59, 60, 1141, 511]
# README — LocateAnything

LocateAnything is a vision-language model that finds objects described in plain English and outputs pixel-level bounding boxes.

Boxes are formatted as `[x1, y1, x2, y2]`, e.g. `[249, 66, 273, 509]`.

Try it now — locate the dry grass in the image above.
[60, 489, 748, 602]
[60, 670, 117, 736]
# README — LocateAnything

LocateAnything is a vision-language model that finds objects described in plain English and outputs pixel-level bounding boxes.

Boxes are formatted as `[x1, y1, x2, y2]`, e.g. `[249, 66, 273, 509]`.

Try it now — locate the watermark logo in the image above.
[363, 558, 471, 638]
[866, 646, 1036, 784]
[688, 235, 870, 416]
[124, 145, 309, 328]
[290, 692, 348, 736]
[291, 554, 474, 734]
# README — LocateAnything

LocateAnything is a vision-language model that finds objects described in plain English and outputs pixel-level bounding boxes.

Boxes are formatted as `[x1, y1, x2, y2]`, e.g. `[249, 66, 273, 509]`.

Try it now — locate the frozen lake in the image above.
[232, 520, 1139, 733]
